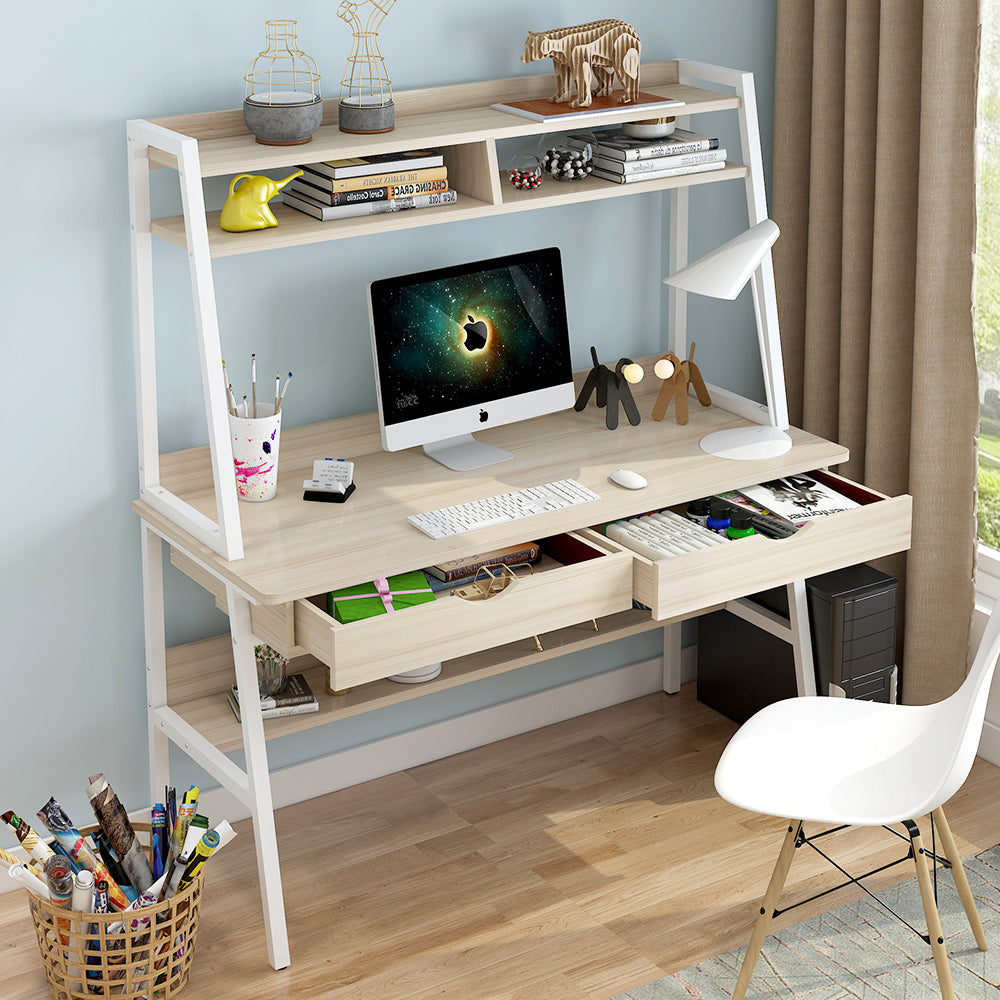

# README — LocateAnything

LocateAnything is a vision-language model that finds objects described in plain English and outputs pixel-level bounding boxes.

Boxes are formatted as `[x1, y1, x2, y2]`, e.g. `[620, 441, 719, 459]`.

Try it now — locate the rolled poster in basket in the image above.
[36, 797, 130, 911]
[88, 773, 155, 894]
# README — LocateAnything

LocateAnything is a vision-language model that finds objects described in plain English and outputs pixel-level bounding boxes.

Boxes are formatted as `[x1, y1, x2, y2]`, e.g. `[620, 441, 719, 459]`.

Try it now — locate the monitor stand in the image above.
[422, 434, 514, 472]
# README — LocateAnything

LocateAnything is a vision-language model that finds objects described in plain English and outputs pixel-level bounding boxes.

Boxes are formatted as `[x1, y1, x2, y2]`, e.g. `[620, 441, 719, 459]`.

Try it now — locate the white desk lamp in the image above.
[663, 219, 792, 460]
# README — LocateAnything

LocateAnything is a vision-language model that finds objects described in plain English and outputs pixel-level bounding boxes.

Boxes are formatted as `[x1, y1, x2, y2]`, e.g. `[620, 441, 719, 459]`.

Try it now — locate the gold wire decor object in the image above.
[245, 20, 321, 104]
[451, 564, 543, 650]
[338, 0, 396, 133]
[243, 20, 323, 145]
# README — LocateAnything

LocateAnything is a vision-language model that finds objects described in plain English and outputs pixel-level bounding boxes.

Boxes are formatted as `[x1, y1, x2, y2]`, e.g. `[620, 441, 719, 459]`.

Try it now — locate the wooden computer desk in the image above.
[133, 364, 911, 968]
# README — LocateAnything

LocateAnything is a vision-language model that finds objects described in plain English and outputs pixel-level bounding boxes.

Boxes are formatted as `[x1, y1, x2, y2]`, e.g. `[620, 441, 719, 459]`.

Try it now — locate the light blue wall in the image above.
[1, 1, 776, 845]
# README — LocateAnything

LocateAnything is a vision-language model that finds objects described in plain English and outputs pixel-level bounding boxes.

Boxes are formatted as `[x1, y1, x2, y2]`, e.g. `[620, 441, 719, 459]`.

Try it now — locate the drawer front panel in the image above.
[593, 483, 911, 622]
[293, 539, 633, 689]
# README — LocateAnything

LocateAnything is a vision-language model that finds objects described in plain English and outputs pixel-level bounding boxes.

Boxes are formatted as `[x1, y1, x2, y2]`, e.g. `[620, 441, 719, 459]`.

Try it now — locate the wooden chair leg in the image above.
[933, 806, 988, 951]
[908, 822, 956, 1000]
[732, 820, 802, 1000]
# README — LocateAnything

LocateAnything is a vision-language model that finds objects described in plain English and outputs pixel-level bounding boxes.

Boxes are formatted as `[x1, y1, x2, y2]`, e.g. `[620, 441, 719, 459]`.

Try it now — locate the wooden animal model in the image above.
[220, 169, 303, 232]
[521, 19, 641, 108]
[651, 344, 711, 425]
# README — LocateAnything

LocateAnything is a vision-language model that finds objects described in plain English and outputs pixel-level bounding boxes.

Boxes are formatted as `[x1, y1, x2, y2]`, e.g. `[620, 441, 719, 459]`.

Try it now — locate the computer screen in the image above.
[367, 246, 575, 470]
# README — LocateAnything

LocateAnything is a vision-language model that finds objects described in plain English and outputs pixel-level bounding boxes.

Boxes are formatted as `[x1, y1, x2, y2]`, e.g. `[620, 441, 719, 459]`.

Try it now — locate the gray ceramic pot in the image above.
[243, 95, 324, 145]
[338, 99, 395, 134]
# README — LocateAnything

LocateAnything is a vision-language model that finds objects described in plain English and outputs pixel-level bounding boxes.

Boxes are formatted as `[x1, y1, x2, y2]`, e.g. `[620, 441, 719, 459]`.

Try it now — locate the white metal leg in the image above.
[140, 524, 171, 807]
[786, 580, 817, 697]
[726, 584, 817, 698]
[227, 586, 290, 970]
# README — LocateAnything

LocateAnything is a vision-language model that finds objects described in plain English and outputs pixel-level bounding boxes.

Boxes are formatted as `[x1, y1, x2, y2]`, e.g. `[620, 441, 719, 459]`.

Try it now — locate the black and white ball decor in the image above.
[542, 145, 593, 181]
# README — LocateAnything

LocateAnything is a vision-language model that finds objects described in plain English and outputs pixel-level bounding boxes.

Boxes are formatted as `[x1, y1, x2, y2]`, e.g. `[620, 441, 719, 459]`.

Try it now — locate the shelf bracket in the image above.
[128, 118, 244, 560]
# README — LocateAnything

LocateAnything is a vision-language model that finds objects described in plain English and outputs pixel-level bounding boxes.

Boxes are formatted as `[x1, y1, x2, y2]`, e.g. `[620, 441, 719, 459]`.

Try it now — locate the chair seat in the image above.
[714, 695, 945, 825]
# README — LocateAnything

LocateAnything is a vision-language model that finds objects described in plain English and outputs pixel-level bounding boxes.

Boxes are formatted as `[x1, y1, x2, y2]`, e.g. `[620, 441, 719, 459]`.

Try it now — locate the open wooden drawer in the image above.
[582, 471, 911, 622]
[292, 532, 633, 692]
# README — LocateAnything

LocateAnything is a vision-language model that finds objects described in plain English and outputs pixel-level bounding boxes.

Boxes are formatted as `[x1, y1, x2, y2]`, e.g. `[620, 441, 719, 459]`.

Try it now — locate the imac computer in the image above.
[367, 246, 575, 471]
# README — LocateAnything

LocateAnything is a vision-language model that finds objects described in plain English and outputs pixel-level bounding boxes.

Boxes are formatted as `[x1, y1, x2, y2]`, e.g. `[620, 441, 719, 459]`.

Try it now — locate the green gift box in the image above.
[327, 571, 435, 624]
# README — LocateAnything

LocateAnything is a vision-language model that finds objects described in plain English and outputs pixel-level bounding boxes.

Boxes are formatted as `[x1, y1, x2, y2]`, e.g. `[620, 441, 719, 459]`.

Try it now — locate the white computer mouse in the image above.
[608, 468, 647, 490]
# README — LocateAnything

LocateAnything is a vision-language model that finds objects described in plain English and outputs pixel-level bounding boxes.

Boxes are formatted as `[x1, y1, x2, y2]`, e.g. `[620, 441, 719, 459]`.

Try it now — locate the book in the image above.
[289, 176, 449, 206]
[591, 148, 727, 175]
[740, 474, 861, 523]
[491, 91, 684, 123]
[592, 160, 727, 184]
[283, 188, 457, 221]
[424, 541, 542, 582]
[567, 126, 720, 160]
[304, 149, 444, 179]
[227, 673, 319, 722]
[296, 164, 448, 194]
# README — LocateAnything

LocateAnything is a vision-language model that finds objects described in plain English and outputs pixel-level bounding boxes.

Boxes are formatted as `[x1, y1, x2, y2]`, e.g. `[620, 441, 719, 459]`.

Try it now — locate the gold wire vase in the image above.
[243, 19, 323, 145]
[338, 0, 396, 134]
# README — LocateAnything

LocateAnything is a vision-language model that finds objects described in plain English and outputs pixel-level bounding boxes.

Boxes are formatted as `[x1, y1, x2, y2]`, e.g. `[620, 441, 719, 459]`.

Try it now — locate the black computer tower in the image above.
[697, 564, 898, 724]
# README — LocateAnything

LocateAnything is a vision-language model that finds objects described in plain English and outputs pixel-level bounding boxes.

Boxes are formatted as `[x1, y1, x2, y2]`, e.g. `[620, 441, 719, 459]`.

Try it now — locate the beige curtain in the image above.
[772, 0, 980, 704]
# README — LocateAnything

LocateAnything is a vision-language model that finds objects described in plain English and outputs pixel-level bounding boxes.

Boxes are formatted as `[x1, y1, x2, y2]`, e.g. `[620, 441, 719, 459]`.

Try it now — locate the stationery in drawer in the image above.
[583, 471, 911, 622]
[293, 532, 633, 693]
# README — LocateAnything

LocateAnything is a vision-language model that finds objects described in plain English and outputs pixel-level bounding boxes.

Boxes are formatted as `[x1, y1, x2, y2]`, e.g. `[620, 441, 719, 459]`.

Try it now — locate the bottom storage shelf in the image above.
[164, 606, 683, 752]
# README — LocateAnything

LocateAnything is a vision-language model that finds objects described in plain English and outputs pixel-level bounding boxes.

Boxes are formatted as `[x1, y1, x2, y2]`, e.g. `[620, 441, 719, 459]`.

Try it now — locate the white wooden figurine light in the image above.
[663, 219, 790, 460]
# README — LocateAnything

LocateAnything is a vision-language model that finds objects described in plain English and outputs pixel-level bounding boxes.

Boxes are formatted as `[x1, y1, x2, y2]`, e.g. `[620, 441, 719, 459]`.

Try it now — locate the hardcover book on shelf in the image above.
[592, 160, 726, 184]
[304, 149, 444, 179]
[283, 188, 457, 221]
[491, 91, 684, 123]
[289, 177, 449, 206]
[228, 673, 320, 722]
[591, 148, 727, 175]
[740, 474, 861, 523]
[296, 164, 448, 194]
[567, 126, 720, 160]
[424, 541, 542, 582]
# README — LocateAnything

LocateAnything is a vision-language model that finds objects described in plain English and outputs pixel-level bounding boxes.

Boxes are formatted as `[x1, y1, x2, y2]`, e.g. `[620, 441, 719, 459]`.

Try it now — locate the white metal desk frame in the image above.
[128, 61, 816, 971]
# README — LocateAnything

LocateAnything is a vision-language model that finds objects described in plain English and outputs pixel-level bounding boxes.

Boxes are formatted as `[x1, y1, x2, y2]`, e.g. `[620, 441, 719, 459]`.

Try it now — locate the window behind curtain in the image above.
[977, 1, 1000, 550]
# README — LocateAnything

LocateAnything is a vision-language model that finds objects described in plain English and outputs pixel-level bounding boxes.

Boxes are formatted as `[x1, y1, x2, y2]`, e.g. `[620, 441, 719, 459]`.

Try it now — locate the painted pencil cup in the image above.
[228, 403, 282, 501]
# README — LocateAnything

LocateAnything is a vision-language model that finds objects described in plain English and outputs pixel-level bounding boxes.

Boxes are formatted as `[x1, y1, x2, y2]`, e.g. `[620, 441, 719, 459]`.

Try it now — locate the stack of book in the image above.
[565, 127, 727, 185]
[282, 149, 457, 221]
[227, 673, 319, 722]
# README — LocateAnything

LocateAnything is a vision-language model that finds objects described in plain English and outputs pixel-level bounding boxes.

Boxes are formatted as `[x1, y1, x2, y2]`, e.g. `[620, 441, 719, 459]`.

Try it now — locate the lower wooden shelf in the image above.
[164, 606, 693, 753]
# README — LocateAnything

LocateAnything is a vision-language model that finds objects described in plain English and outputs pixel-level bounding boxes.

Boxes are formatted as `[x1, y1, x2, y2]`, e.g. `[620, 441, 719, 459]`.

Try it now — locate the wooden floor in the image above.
[4, 685, 1000, 1000]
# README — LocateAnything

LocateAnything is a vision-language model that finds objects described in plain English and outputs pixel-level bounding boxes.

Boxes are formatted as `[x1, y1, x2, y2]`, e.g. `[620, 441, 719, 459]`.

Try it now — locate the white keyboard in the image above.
[407, 479, 601, 539]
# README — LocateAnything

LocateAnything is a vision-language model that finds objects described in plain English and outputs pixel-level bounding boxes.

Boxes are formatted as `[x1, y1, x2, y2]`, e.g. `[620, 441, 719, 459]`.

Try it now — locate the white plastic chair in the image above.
[714, 602, 1000, 1000]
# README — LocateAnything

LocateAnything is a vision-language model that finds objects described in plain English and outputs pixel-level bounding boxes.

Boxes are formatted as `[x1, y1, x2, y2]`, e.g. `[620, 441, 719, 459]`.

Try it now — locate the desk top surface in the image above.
[134, 368, 849, 605]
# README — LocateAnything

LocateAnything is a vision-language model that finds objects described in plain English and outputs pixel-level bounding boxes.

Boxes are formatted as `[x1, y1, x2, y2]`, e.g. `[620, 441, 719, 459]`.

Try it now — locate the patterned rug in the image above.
[614, 845, 1000, 1000]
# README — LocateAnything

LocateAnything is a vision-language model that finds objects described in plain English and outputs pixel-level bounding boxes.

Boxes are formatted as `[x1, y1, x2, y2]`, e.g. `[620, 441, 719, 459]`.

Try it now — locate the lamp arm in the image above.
[749, 250, 790, 431]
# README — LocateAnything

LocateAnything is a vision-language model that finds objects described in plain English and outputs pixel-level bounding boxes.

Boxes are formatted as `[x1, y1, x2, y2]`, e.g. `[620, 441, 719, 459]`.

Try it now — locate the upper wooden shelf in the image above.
[143, 62, 740, 178]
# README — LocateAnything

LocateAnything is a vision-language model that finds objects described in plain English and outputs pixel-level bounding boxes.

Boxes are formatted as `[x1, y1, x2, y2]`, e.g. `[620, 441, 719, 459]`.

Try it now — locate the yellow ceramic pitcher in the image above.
[220, 170, 303, 232]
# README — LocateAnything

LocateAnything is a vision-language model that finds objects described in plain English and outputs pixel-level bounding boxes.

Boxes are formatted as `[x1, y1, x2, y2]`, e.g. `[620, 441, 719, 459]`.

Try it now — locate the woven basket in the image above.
[25, 821, 205, 1000]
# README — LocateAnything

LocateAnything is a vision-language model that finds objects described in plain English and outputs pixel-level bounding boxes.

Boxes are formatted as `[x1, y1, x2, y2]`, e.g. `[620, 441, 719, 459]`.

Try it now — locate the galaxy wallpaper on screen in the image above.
[371, 250, 571, 425]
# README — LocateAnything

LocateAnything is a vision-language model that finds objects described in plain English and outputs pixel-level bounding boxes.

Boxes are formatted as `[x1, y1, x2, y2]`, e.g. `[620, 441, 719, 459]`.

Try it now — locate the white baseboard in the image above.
[1, 650, 696, 896]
